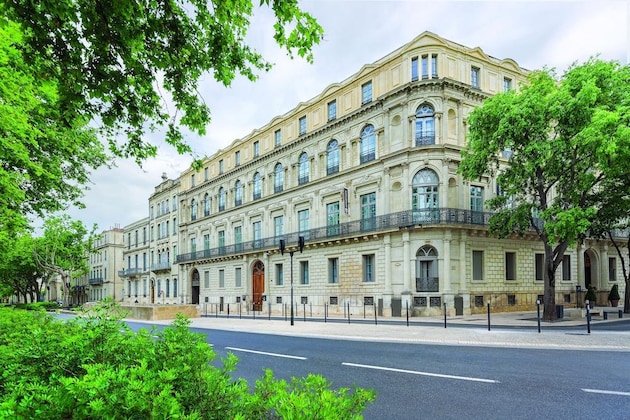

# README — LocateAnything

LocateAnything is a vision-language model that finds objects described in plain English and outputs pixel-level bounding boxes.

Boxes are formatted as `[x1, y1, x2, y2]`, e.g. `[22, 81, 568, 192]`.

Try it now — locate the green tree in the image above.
[1, 0, 323, 164]
[459, 59, 630, 320]
[33, 215, 96, 306]
[0, 233, 43, 303]
[0, 20, 107, 233]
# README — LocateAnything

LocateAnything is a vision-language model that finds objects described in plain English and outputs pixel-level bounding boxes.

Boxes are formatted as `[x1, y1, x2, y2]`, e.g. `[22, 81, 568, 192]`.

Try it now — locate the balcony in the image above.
[150, 261, 171, 272]
[88, 277, 103, 286]
[416, 277, 439, 292]
[176, 208, 494, 264]
[118, 267, 147, 277]
[416, 132, 435, 146]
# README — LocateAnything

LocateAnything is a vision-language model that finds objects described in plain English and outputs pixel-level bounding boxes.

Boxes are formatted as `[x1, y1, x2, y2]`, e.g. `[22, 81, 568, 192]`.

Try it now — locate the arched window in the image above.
[415, 104, 435, 145]
[190, 199, 197, 221]
[203, 193, 210, 217]
[360, 124, 376, 163]
[274, 163, 284, 193]
[415, 246, 439, 292]
[327, 140, 339, 175]
[253, 172, 262, 200]
[412, 168, 439, 222]
[218, 187, 226, 211]
[298, 153, 309, 184]
[234, 180, 243, 206]
[166, 279, 170, 297]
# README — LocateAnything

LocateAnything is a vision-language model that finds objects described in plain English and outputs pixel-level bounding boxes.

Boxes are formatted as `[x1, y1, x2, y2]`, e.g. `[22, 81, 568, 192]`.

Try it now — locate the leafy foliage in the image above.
[1, 0, 323, 165]
[0, 301, 376, 418]
[459, 58, 630, 320]
[0, 20, 107, 232]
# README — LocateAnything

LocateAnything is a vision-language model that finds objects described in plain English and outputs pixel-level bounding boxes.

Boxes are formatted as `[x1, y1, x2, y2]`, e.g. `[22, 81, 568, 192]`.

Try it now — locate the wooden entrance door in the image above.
[252, 261, 265, 311]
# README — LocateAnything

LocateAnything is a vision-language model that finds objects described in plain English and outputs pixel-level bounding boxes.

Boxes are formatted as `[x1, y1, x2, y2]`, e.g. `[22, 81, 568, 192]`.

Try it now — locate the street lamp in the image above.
[279, 236, 305, 326]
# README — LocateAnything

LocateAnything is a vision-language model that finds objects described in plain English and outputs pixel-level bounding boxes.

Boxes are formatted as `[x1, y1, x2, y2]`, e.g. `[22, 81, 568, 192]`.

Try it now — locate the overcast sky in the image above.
[62, 0, 629, 233]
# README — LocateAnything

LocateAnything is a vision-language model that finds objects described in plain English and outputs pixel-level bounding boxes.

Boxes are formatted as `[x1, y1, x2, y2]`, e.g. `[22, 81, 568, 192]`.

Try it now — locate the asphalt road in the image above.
[56, 314, 630, 419]
[146, 323, 628, 420]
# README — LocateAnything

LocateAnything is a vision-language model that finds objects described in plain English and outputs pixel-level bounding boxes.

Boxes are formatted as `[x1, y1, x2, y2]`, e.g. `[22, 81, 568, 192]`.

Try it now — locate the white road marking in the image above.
[582, 388, 630, 397]
[342, 362, 499, 383]
[225, 346, 307, 360]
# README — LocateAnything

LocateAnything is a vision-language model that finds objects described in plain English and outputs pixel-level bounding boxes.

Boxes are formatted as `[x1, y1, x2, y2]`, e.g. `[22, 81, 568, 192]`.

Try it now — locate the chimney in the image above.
[161, 172, 167, 181]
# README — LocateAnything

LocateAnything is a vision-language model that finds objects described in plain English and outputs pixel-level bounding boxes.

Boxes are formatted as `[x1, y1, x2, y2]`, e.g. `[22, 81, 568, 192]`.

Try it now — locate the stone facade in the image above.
[103, 31, 625, 317]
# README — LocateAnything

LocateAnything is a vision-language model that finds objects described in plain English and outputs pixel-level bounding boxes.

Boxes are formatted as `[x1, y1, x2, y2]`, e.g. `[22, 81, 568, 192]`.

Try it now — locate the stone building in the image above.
[123, 32, 625, 316]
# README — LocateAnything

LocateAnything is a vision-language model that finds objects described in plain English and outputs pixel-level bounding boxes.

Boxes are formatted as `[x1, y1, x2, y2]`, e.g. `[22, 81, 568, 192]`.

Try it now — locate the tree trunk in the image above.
[625, 277, 630, 314]
[543, 246, 557, 321]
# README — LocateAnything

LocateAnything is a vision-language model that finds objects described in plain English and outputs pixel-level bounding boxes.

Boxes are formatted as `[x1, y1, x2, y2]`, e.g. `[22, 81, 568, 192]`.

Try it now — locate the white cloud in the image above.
[65, 0, 629, 232]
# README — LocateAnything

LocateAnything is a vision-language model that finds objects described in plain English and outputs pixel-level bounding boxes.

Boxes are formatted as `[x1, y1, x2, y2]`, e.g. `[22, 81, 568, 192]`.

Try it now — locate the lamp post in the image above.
[280, 236, 305, 326]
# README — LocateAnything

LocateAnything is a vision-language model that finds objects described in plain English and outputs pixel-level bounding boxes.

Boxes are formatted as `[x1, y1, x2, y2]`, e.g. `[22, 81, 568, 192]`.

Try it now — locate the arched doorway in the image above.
[415, 245, 439, 292]
[584, 249, 599, 290]
[252, 261, 265, 311]
[191, 269, 200, 304]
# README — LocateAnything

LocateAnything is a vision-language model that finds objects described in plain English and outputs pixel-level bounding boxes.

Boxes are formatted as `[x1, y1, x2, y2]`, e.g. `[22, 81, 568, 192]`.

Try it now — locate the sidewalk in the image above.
[141, 309, 630, 352]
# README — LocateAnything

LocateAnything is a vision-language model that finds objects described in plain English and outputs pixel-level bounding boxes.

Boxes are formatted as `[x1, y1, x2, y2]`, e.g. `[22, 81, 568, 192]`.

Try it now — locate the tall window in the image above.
[204, 193, 210, 217]
[609, 257, 617, 282]
[470, 186, 484, 224]
[298, 209, 309, 238]
[204, 271, 210, 288]
[191, 174, 195, 187]
[190, 237, 196, 253]
[219, 269, 225, 288]
[219, 159, 224, 174]
[421, 54, 428, 79]
[412, 169, 439, 222]
[329, 258, 339, 284]
[300, 261, 309, 284]
[234, 226, 242, 252]
[431, 54, 438, 78]
[274, 163, 284, 193]
[416, 246, 438, 292]
[562, 255, 571, 280]
[253, 141, 260, 157]
[218, 187, 226, 211]
[235, 150, 241, 166]
[505, 252, 516, 281]
[253, 172, 262, 200]
[234, 180, 243, 206]
[327, 100, 337, 121]
[415, 104, 435, 145]
[360, 192, 376, 231]
[360, 124, 376, 163]
[535, 253, 544, 281]
[274, 129, 281, 147]
[274, 216, 284, 238]
[252, 221, 262, 248]
[190, 199, 197, 221]
[471, 66, 480, 88]
[298, 152, 309, 185]
[503, 77, 512, 92]
[363, 254, 375, 282]
[275, 263, 284, 286]
[411, 57, 418, 81]
[218, 230, 225, 253]
[361, 81, 372, 105]
[235, 268, 242, 288]
[173, 279, 178, 297]
[173, 217, 177, 235]
[204, 167, 209, 181]
[203, 234, 210, 250]
[327, 140, 339, 175]
[299, 115, 307, 135]
[472, 250, 484, 281]
[327, 202, 340, 236]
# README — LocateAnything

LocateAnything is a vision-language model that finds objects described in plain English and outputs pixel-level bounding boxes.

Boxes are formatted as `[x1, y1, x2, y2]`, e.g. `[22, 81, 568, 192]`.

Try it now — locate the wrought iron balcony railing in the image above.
[176, 208, 494, 264]
[118, 267, 148, 277]
[88, 277, 103, 285]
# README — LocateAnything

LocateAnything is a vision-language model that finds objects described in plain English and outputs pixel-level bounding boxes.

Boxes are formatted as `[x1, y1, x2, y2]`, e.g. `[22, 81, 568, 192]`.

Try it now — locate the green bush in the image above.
[25, 301, 60, 311]
[608, 284, 620, 301]
[0, 301, 375, 418]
